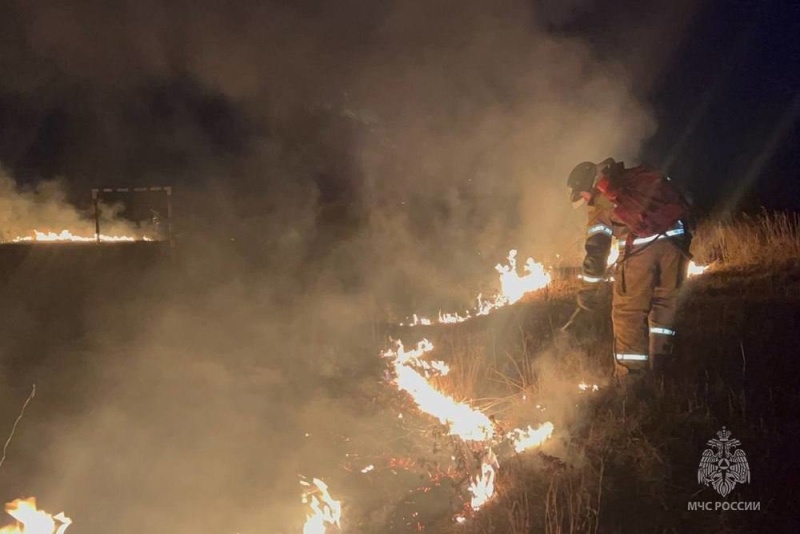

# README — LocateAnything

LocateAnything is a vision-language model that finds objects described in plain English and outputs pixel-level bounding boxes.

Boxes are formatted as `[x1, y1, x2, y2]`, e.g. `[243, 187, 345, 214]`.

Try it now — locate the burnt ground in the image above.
[0, 244, 798, 533]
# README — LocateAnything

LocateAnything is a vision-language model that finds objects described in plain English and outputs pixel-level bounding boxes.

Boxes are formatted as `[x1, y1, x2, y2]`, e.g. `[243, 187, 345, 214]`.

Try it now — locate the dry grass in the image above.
[413, 211, 800, 533]
[691, 211, 800, 267]
[377, 211, 800, 533]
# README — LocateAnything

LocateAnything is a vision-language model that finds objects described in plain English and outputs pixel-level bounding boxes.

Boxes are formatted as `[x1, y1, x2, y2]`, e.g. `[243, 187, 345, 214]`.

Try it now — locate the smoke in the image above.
[0, 1, 669, 299]
[0, 1, 699, 532]
[0, 168, 147, 241]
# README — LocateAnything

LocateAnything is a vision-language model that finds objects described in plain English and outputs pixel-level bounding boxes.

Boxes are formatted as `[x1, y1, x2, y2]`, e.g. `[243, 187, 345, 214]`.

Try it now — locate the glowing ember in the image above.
[578, 382, 599, 392]
[687, 260, 709, 277]
[507, 422, 555, 453]
[0, 497, 72, 534]
[11, 230, 149, 243]
[301, 478, 341, 534]
[468, 449, 499, 511]
[383, 340, 495, 441]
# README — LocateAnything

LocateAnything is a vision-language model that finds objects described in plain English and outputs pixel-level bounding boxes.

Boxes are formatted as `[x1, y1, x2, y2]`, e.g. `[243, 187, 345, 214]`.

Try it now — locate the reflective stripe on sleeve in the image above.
[649, 327, 676, 336]
[579, 274, 604, 283]
[587, 224, 613, 237]
[615, 353, 649, 361]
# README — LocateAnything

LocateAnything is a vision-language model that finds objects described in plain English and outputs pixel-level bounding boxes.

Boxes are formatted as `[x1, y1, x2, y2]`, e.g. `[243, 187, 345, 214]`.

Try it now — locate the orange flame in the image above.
[606, 241, 710, 281]
[494, 250, 551, 306]
[402, 250, 551, 326]
[12, 230, 151, 243]
[468, 449, 499, 511]
[383, 340, 495, 441]
[382, 337, 555, 516]
[687, 260, 709, 277]
[301, 478, 342, 534]
[507, 422, 555, 453]
[0, 498, 72, 534]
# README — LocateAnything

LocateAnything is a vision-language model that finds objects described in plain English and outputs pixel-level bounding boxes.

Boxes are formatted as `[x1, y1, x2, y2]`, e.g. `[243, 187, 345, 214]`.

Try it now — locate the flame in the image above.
[606, 244, 709, 280]
[437, 311, 470, 324]
[687, 260, 709, 277]
[11, 230, 150, 243]
[0, 498, 72, 534]
[494, 250, 551, 306]
[468, 449, 499, 511]
[383, 340, 495, 441]
[578, 382, 599, 392]
[301, 478, 342, 534]
[382, 337, 555, 517]
[401, 250, 551, 326]
[507, 422, 555, 454]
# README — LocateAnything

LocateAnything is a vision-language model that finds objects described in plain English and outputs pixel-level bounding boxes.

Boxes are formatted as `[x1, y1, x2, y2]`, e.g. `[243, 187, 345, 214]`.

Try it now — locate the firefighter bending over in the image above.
[562, 158, 692, 378]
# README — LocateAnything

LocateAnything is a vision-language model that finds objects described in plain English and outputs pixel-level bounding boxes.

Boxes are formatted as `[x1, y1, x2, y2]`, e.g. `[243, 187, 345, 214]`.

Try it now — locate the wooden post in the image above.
[91, 189, 101, 243]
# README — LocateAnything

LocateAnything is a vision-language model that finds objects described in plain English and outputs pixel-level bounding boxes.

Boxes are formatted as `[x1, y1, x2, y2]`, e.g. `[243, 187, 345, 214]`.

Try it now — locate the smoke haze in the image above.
[0, 1, 700, 532]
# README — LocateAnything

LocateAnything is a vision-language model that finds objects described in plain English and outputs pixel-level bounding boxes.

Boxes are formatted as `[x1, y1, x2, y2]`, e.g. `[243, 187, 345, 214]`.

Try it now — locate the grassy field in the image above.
[387, 212, 800, 533]
[0, 213, 798, 533]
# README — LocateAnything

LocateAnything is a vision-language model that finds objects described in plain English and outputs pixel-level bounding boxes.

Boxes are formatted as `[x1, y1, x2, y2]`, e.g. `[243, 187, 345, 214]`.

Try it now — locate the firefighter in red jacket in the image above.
[563, 158, 691, 377]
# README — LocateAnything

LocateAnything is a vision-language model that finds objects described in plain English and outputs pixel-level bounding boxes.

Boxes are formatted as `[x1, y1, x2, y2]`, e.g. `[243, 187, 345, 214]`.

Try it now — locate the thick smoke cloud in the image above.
[0, 1, 699, 532]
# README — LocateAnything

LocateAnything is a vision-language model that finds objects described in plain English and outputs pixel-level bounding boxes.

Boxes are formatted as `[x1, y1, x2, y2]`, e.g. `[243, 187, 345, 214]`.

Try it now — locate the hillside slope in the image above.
[455, 260, 800, 533]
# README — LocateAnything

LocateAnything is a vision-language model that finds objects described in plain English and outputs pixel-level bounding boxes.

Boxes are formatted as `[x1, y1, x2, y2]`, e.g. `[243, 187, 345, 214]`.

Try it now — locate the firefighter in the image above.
[562, 158, 692, 378]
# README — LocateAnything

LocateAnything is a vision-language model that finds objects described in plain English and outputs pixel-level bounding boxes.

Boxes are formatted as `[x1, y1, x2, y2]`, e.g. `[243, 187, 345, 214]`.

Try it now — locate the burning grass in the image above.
[419, 278, 800, 532]
[399, 250, 551, 327]
[1, 212, 794, 532]
[368, 213, 800, 532]
[434, 225, 800, 532]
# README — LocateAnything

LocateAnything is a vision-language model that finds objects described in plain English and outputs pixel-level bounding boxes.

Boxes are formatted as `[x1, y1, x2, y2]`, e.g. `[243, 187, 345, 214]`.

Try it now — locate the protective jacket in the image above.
[578, 164, 691, 373]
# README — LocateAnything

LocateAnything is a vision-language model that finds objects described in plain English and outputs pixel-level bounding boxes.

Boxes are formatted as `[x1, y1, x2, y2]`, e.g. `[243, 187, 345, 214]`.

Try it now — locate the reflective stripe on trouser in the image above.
[612, 238, 688, 371]
[650, 325, 676, 358]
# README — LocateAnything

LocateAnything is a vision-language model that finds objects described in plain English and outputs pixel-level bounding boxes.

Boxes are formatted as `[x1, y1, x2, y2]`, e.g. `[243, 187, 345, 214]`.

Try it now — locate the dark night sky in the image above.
[641, 0, 800, 213]
[0, 0, 797, 217]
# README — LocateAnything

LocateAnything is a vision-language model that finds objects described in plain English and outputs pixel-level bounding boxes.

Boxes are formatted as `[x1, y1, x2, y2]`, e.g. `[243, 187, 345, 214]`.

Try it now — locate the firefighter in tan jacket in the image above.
[562, 159, 692, 376]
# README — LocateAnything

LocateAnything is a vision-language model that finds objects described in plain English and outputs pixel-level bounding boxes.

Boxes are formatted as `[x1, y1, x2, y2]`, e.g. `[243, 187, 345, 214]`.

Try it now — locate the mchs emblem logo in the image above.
[697, 427, 751, 497]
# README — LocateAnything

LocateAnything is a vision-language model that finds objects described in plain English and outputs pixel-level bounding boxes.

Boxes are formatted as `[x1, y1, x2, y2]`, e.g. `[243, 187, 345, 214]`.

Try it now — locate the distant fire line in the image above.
[10, 230, 153, 243]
